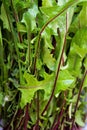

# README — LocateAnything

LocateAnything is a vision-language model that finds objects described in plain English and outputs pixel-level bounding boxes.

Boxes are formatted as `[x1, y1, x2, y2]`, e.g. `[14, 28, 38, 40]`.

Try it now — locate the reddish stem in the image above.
[53, 91, 67, 130]
[71, 70, 87, 130]
[41, 34, 67, 116]
[24, 104, 29, 130]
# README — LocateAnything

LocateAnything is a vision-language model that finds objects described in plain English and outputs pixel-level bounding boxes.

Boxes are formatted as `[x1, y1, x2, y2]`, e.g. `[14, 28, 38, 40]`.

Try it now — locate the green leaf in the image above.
[36, 58, 42, 70]
[79, 3, 87, 28]
[19, 72, 53, 107]
[42, 28, 54, 49]
[68, 28, 87, 76]
[17, 42, 27, 49]
[84, 57, 87, 70]
[40, 3, 74, 36]
[66, 7, 75, 30]
[83, 76, 87, 88]
[0, 27, 4, 83]
[14, 0, 30, 12]
[83, 58, 87, 87]
[22, 12, 31, 31]
[23, 72, 38, 86]
[78, 0, 87, 2]
[58, 0, 71, 6]
[72, 44, 87, 58]
[42, 0, 53, 7]
[58, 0, 87, 6]
[20, 89, 36, 108]
[0, 4, 10, 31]
[68, 53, 81, 76]
[72, 28, 87, 48]
[75, 110, 85, 127]
[55, 69, 75, 95]
[40, 0, 75, 18]
[0, 93, 3, 105]
[40, 6, 60, 17]
[43, 47, 56, 71]
[19, 69, 74, 107]
[70, 2, 87, 32]
[17, 22, 27, 33]
[22, 4, 38, 31]
[19, 72, 39, 107]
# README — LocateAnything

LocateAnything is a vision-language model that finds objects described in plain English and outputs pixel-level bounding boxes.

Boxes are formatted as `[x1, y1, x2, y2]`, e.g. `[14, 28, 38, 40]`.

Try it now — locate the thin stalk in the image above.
[11, 0, 31, 69]
[33, 0, 78, 73]
[51, 114, 58, 130]
[33, 91, 40, 130]
[2, 0, 22, 83]
[27, 30, 31, 67]
[11, 0, 23, 43]
[71, 70, 87, 130]
[0, 27, 4, 84]
[33, 34, 41, 74]
[17, 115, 25, 130]
[7, 106, 18, 130]
[41, 11, 68, 116]
[24, 104, 29, 130]
[36, 91, 40, 129]
[14, 109, 23, 128]
[53, 91, 67, 130]
[41, 33, 67, 116]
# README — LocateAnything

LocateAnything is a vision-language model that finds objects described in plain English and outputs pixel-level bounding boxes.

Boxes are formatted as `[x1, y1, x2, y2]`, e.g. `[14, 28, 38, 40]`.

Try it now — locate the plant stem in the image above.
[33, 92, 40, 130]
[37, 91, 40, 129]
[53, 91, 67, 130]
[33, 0, 77, 73]
[0, 27, 4, 84]
[11, 0, 31, 68]
[71, 70, 87, 130]
[41, 10, 69, 116]
[41, 33, 67, 116]
[24, 104, 29, 130]
[7, 106, 18, 130]
[2, 0, 22, 83]
[27, 30, 31, 67]
[11, 0, 23, 43]
[51, 114, 58, 130]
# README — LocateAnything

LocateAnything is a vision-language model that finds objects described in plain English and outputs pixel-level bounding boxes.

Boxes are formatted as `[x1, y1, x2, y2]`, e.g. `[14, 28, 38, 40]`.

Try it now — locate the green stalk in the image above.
[33, 91, 40, 130]
[33, 0, 78, 73]
[0, 27, 4, 85]
[36, 91, 40, 129]
[11, 0, 23, 43]
[27, 29, 31, 67]
[2, 0, 22, 83]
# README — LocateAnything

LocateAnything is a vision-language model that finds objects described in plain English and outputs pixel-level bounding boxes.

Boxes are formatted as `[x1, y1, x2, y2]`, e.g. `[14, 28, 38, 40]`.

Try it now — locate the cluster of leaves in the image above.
[0, 0, 87, 130]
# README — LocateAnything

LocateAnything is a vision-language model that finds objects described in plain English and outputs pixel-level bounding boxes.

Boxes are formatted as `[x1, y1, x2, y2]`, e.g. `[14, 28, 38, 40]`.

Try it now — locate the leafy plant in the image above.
[0, 0, 87, 130]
